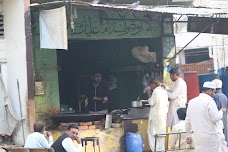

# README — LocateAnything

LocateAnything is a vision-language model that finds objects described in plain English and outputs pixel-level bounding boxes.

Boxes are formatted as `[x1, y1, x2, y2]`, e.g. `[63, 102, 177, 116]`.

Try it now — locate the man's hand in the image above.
[220, 108, 227, 113]
[46, 131, 52, 137]
[103, 96, 108, 103]
[146, 89, 152, 98]
[81, 94, 87, 100]
[93, 96, 108, 103]
[93, 97, 103, 101]
[186, 137, 193, 145]
[76, 136, 81, 144]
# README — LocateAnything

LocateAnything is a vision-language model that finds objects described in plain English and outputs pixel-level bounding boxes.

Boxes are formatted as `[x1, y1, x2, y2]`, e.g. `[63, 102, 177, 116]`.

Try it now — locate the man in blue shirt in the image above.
[212, 79, 228, 142]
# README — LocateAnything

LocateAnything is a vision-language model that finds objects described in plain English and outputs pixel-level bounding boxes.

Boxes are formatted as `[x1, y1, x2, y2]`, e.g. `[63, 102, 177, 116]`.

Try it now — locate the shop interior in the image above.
[57, 38, 163, 113]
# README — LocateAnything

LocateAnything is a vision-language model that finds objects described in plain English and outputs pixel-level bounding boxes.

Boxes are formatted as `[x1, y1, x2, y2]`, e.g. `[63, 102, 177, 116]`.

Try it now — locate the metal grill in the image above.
[154, 132, 194, 152]
[0, 14, 4, 39]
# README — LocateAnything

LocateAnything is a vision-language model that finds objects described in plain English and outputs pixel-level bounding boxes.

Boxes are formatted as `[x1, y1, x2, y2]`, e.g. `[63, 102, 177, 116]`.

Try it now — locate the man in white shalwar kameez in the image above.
[167, 67, 187, 127]
[147, 78, 169, 152]
[185, 81, 227, 152]
[170, 108, 194, 152]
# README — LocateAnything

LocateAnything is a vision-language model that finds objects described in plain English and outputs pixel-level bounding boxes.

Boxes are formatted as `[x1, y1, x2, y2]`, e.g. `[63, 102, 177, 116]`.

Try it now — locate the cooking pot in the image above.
[131, 101, 142, 107]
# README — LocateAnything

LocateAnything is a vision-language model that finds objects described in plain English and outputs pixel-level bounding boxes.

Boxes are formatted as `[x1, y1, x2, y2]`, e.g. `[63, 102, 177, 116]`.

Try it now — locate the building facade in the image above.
[0, 0, 34, 145]
[175, 0, 228, 72]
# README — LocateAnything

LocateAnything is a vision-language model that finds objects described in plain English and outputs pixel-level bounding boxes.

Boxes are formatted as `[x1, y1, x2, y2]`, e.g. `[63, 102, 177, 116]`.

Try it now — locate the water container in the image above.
[218, 67, 228, 97]
[125, 132, 143, 152]
[198, 73, 219, 92]
[184, 71, 200, 102]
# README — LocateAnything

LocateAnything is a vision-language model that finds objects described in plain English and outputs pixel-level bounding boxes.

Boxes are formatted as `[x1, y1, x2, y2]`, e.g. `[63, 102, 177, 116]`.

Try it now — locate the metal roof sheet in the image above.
[30, 1, 227, 16]
[89, 3, 226, 16]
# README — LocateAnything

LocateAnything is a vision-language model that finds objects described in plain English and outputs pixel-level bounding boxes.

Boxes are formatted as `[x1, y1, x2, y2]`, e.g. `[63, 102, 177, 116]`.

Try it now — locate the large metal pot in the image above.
[131, 101, 142, 107]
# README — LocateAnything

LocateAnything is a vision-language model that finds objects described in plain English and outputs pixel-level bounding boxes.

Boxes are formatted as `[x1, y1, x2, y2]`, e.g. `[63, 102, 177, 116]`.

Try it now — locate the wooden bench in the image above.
[2, 147, 54, 152]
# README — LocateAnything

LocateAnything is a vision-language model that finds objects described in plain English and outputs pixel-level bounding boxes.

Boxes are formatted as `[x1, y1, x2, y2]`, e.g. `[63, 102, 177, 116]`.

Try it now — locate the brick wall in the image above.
[179, 61, 214, 74]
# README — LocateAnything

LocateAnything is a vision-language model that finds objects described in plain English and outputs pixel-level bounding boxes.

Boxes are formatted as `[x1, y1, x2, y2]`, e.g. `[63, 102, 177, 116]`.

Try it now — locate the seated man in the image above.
[24, 121, 53, 148]
[51, 124, 82, 152]
[170, 108, 194, 152]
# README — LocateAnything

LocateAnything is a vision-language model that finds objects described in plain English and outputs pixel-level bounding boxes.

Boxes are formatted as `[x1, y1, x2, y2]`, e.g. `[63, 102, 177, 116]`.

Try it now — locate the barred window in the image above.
[0, 14, 3, 39]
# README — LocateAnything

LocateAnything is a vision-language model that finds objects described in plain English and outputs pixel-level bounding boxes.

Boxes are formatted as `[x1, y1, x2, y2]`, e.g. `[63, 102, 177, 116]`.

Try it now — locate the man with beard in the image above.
[166, 67, 187, 127]
[82, 72, 109, 114]
[185, 81, 226, 152]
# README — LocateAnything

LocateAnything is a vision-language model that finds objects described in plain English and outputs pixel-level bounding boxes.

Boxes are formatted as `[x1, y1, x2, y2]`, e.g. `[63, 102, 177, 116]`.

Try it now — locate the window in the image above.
[0, 14, 3, 39]
[185, 48, 210, 64]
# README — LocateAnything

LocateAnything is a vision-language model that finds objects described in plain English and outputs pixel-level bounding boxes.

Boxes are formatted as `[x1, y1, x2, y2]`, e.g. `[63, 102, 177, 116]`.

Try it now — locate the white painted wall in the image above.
[174, 0, 228, 71]
[193, 0, 228, 8]
[3, 0, 29, 145]
[174, 15, 214, 64]
[0, 0, 7, 86]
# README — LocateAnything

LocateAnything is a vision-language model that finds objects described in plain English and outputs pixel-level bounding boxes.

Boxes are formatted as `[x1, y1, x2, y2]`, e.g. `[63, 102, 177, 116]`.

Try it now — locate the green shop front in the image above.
[31, 3, 175, 151]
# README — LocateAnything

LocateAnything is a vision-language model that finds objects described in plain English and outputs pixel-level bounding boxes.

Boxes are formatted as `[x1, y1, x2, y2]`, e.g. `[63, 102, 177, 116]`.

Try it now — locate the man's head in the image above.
[169, 67, 181, 82]
[92, 72, 102, 84]
[212, 79, 223, 90]
[34, 121, 45, 133]
[66, 124, 79, 140]
[108, 74, 117, 86]
[202, 81, 216, 97]
[177, 108, 186, 120]
[148, 78, 161, 91]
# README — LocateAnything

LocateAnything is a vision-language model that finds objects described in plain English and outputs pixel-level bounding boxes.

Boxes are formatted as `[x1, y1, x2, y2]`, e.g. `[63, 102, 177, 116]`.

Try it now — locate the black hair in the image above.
[67, 124, 78, 130]
[169, 67, 180, 76]
[177, 108, 186, 120]
[34, 121, 45, 132]
[148, 78, 161, 86]
[92, 71, 102, 76]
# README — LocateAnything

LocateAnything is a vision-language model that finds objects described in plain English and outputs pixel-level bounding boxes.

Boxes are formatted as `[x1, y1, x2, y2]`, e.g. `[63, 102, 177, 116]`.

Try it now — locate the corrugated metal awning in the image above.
[87, 4, 226, 16]
[30, 1, 227, 17]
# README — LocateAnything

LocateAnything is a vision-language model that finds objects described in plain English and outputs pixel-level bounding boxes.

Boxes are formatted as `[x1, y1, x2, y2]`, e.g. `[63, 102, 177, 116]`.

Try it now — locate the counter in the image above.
[122, 118, 150, 151]
[52, 119, 150, 152]
[51, 128, 124, 152]
[52, 107, 150, 152]
[121, 106, 149, 120]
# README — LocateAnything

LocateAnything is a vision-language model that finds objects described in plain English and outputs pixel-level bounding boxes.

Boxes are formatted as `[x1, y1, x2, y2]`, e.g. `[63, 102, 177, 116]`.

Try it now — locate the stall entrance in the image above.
[57, 38, 163, 112]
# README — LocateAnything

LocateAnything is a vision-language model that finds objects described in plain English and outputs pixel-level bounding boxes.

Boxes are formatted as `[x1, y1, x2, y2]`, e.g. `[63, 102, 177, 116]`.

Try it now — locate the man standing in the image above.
[51, 124, 82, 152]
[185, 82, 226, 152]
[24, 121, 53, 148]
[212, 79, 228, 142]
[167, 67, 187, 127]
[147, 78, 169, 151]
[83, 72, 109, 114]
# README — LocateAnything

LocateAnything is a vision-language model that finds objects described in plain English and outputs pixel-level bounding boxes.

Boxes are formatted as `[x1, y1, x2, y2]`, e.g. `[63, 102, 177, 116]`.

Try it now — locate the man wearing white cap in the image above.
[212, 79, 228, 142]
[185, 81, 227, 152]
